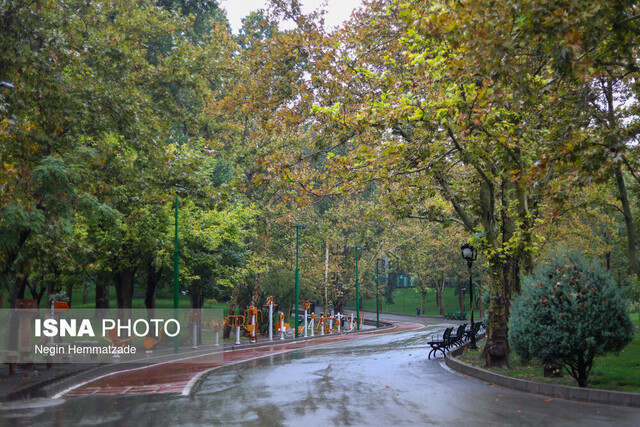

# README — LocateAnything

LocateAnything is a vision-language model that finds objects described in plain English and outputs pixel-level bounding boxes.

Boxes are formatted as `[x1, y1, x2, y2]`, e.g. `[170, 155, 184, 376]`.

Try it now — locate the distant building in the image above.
[387, 272, 414, 288]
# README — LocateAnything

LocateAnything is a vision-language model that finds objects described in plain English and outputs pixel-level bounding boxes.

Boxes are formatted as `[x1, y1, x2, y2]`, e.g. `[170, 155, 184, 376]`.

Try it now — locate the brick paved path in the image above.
[62, 320, 422, 397]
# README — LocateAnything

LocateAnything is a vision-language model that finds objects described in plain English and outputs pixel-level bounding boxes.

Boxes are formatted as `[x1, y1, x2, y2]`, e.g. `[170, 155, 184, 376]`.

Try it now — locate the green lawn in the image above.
[2, 286, 228, 314]
[347, 287, 481, 318]
[459, 319, 640, 392]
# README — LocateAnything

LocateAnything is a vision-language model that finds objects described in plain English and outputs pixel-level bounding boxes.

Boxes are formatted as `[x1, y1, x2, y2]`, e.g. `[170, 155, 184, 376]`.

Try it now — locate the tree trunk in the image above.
[114, 268, 136, 309]
[144, 262, 161, 310]
[420, 291, 426, 315]
[324, 241, 329, 315]
[479, 180, 513, 368]
[95, 280, 110, 309]
[65, 282, 73, 307]
[27, 280, 46, 306]
[190, 288, 204, 308]
[615, 164, 640, 277]
[250, 272, 261, 307]
[458, 284, 465, 312]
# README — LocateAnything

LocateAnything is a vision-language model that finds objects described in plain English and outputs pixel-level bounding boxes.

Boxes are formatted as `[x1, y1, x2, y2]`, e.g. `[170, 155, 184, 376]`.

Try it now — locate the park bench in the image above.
[450, 324, 467, 348]
[444, 312, 467, 320]
[464, 321, 483, 341]
[427, 327, 454, 359]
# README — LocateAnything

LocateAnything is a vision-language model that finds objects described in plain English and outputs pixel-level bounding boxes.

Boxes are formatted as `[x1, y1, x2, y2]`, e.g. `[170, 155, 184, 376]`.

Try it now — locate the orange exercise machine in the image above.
[275, 311, 289, 340]
[264, 296, 277, 342]
[207, 317, 224, 347]
[225, 314, 245, 345]
[243, 306, 263, 344]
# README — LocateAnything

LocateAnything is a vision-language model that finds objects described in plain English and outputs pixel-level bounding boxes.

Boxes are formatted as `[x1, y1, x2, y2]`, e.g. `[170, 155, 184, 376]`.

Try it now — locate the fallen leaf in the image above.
[495, 398, 500, 402]
[487, 382, 494, 386]
[516, 410, 522, 413]
[544, 398, 555, 403]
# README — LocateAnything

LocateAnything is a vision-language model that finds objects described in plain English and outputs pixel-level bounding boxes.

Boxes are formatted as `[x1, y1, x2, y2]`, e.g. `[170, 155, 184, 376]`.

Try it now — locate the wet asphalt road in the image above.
[1, 314, 639, 426]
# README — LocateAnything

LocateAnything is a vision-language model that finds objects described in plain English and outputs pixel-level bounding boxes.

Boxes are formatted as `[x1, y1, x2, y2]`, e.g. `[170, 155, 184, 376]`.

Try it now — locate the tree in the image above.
[509, 253, 634, 387]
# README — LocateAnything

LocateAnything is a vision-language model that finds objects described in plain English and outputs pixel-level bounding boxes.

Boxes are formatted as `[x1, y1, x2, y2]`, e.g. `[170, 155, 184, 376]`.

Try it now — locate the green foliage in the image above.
[510, 253, 634, 387]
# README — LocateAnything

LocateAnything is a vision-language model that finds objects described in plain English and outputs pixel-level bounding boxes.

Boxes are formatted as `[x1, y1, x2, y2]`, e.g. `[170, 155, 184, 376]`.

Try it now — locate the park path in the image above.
[62, 319, 423, 397]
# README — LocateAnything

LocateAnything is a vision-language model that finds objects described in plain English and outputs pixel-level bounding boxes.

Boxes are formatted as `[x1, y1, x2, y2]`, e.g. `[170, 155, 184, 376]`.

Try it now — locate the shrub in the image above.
[509, 254, 634, 387]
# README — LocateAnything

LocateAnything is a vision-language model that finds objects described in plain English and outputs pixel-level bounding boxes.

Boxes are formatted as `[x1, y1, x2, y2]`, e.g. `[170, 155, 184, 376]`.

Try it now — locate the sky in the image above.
[221, 0, 364, 34]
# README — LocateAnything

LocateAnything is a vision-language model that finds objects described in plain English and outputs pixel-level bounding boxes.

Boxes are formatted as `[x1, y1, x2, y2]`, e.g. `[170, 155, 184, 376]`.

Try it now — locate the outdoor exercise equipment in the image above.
[243, 306, 263, 343]
[225, 315, 245, 345]
[301, 301, 311, 338]
[207, 317, 224, 346]
[335, 313, 344, 333]
[310, 312, 318, 337]
[143, 328, 163, 353]
[102, 328, 135, 358]
[275, 311, 289, 340]
[186, 309, 204, 348]
[264, 296, 278, 341]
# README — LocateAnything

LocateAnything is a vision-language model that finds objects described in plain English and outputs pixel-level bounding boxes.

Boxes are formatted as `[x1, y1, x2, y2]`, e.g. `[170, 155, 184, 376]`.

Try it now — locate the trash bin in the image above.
[416, 307, 420, 315]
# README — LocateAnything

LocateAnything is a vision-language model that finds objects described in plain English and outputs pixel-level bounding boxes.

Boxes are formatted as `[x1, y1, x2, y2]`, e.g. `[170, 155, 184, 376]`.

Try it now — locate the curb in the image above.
[350, 309, 445, 321]
[445, 345, 640, 408]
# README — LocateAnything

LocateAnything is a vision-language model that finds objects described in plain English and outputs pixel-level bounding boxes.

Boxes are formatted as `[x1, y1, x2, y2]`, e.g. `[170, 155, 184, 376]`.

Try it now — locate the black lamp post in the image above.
[461, 243, 478, 349]
[375, 259, 382, 327]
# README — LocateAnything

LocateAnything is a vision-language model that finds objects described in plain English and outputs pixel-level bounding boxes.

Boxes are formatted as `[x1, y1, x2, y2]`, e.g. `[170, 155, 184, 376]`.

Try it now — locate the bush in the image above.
[509, 254, 634, 387]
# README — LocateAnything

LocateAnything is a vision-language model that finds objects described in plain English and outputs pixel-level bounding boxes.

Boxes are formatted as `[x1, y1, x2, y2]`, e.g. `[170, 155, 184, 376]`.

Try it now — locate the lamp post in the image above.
[173, 193, 180, 353]
[293, 224, 306, 338]
[348, 246, 366, 330]
[375, 259, 382, 328]
[461, 243, 478, 349]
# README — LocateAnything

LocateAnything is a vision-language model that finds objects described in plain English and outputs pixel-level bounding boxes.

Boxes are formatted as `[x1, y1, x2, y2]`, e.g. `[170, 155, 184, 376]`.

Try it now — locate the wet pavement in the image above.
[0, 315, 639, 426]
[57, 319, 420, 397]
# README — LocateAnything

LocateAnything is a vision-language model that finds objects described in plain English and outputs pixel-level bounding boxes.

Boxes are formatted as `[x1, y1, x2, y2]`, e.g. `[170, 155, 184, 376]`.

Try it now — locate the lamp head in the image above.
[461, 243, 476, 267]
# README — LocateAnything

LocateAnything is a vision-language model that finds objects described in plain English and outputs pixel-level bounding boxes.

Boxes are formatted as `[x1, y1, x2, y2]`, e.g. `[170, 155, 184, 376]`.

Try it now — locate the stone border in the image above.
[445, 344, 640, 408]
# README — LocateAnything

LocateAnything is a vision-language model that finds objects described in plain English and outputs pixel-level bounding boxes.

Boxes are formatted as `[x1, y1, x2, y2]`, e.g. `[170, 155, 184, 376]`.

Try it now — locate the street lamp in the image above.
[293, 224, 306, 338]
[461, 243, 478, 349]
[173, 192, 180, 354]
[375, 259, 382, 328]
[348, 246, 367, 330]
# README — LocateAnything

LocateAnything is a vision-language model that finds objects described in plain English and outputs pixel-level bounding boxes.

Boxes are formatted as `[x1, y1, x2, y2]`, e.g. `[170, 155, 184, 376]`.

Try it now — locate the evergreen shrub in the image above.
[509, 254, 634, 387]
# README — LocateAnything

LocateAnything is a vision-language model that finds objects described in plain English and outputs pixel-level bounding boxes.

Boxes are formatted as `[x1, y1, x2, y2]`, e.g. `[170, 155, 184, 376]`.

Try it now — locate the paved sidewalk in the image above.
[59, 319, 423, 397]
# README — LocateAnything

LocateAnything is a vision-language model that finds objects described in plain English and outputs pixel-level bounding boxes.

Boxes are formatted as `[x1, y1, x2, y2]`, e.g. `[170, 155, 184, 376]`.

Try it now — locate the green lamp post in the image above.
[348, 246, 367, 330]
[173, 193, 180, 353]
[375, 259, 382, 328]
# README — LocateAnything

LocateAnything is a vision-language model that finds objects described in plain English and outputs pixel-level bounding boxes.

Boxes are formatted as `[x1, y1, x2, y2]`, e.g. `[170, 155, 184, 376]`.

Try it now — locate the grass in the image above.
[459, 319, 640, 392]
[1, 286, 228, 314]
[347, 287, 480, 318]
